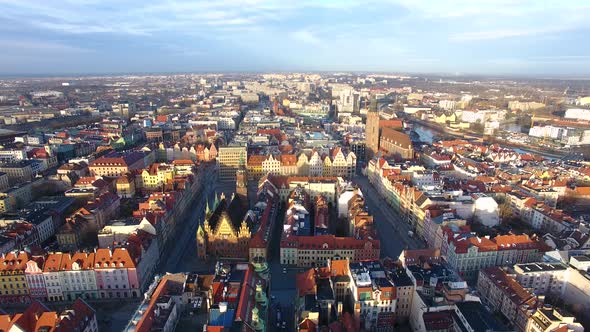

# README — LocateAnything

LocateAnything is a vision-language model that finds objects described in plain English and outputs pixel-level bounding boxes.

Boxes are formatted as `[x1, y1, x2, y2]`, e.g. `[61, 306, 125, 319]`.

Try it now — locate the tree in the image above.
[498, 201, 514, 224]
[471, 121, 484, 134]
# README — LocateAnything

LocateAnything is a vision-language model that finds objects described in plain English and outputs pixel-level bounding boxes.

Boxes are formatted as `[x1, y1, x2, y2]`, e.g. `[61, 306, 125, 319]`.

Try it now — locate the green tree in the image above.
[471, 120, 484, 134]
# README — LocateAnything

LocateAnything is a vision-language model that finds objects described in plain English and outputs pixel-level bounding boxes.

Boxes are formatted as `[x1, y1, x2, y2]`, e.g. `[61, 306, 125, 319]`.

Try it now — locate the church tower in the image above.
[236, 168, 249, 210]
[365, 95, 380, 160]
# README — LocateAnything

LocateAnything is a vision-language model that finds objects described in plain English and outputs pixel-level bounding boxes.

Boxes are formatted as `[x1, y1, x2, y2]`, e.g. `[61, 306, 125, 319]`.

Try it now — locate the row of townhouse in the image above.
[155, 142, 218, 163]
[444, 231, 544, 281]
[367, 158, 431, 236]
[0, 248, 142, 305]
[115, 160, 196, 197]
[506, 191, 580, 235]
[247, 148, 356, 180]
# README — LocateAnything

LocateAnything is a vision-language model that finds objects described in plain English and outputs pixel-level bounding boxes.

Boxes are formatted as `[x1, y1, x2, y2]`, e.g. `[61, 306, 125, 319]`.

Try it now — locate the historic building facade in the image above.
[196, 192, 252, 259]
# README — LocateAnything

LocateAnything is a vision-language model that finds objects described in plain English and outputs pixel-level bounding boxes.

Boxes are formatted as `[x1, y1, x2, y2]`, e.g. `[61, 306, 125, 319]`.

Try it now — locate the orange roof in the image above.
[135, 276, 173, 332]
[0, 251, 29, 272]
[330, 259, 350, 277]
[94, 248, 136, 269]
[43, 253, 64, 272]
[296, 269, 316, 296]
[247, 155, 266, 166]
[493, 234, 538, 250]
[280, 154, 297, 166]
[299, 318, 317, 332]
[60, 252, 95, 271]
[117, 174, 133, 184]
[172, 159, 194, 165]
[379, 119, 403, 129]
[574, 186, 590, 196]
[440, 139, 470, 148]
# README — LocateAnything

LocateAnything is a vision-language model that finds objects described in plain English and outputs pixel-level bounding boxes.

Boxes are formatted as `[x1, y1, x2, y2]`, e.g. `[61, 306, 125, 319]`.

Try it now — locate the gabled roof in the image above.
[207, 196, 248, 233]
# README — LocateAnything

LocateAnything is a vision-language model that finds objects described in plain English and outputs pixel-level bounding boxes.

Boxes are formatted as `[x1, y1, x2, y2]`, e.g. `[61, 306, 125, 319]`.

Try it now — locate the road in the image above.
[353, 176, 425, 259]
[267, 204, 296, 332]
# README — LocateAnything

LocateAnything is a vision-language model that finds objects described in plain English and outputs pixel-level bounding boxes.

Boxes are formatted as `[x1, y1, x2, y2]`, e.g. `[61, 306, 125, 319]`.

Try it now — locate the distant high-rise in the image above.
[365, 95, 380, 160]
[113, 101, 136, 119]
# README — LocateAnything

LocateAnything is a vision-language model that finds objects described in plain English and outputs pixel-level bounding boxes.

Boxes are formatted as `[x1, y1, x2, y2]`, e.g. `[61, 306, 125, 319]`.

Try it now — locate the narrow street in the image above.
[267, 204, 296, 332]
[353, 175, 425, 259]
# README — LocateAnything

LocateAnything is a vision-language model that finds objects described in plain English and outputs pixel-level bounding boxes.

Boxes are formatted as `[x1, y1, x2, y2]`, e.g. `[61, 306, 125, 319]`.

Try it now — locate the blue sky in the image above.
[1, 0, 590, 76]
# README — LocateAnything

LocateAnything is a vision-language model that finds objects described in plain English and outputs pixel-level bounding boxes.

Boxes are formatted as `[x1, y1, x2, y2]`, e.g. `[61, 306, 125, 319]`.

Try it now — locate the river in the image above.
[412, 124, 436, 144]
[411, 123, 561, 160]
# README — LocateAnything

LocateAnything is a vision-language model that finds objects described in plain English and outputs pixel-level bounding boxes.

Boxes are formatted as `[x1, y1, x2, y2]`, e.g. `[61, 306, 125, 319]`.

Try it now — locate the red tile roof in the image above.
[296, 269, 316, 296]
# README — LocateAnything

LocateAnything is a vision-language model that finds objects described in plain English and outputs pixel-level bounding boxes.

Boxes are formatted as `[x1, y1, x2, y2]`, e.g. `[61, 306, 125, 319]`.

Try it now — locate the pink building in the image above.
[94, 248, 140, 299]
[25, 257, 47, 301]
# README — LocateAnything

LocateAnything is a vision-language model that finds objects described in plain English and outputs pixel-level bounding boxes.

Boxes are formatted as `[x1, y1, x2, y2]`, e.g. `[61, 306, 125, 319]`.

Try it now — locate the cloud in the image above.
[449, 28, 558, 42]
[0, 39, 91, 54]
[291, 29, 321, 45]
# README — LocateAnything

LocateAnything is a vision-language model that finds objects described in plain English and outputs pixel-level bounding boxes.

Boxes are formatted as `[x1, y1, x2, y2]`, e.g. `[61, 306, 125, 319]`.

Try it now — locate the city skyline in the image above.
[1, 0, 590, 77]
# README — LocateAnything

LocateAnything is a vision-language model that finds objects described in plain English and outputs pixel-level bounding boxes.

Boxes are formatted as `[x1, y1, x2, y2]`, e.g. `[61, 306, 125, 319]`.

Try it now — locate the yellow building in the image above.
[435, 113, 457, 123]
[322, 156, 332, 176]
[116, 173, 136, 198]
[247, 155, 265, 180]
[0, 193, 16, 213]
[0, 251, 30, 304]
[141, 163, 175, 191]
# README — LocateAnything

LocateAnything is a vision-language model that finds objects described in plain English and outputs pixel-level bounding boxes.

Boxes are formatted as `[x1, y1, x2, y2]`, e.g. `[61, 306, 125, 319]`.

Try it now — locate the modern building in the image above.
[217, 145, 247, 181]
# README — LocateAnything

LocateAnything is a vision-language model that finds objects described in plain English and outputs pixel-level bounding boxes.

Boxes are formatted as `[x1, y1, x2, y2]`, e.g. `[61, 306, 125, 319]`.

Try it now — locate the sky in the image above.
[1, 0, 590, 77]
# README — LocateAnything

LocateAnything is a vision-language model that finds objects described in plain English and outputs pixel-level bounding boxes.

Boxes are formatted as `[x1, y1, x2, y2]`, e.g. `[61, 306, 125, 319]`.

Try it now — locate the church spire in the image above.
[214, 192, 219, 208]
[205, 198, 211, 216]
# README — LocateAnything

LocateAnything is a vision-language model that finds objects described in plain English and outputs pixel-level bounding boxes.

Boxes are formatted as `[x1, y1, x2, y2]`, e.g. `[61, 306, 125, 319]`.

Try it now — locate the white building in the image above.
[338, 185, 362, 218]
[513, 263, 568, 296]
[565, 108, 590, 121]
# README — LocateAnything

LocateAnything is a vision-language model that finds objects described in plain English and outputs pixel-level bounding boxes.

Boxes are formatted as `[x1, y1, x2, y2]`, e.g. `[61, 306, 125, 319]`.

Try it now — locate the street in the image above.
[353, 176, 425, 259]
[267, 204, 296, 332]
